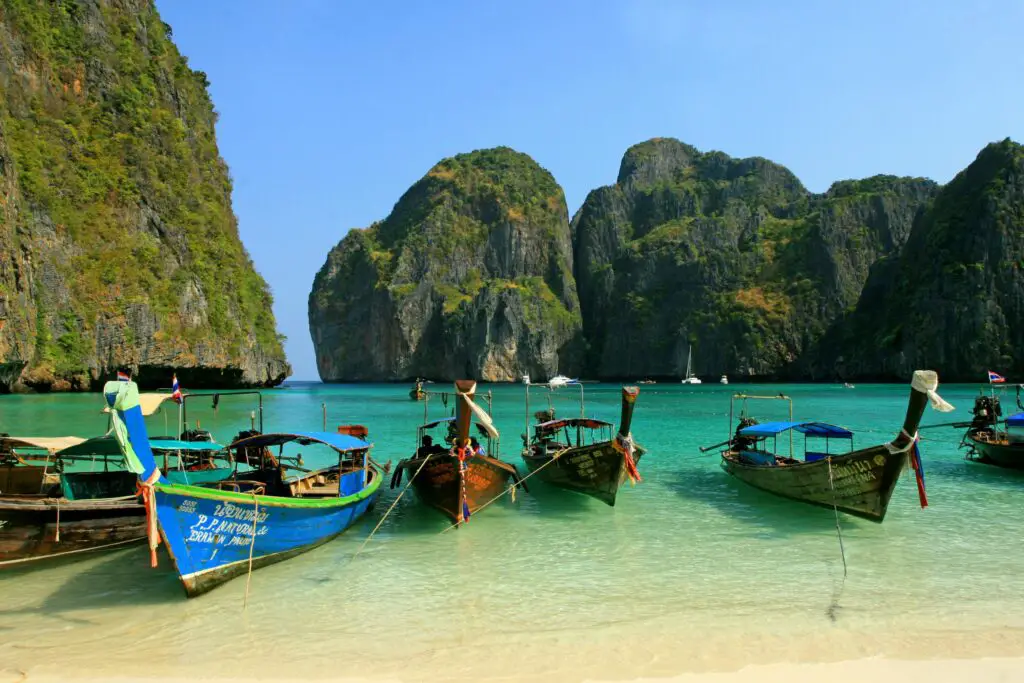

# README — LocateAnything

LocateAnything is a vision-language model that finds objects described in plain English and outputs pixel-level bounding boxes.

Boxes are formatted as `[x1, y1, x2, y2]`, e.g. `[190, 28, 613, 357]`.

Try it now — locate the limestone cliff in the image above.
[819, 139, 1024, 381]
[309, 147, 582, 381]
[0, 0, 289, 391]
[572, 138, 938, 379]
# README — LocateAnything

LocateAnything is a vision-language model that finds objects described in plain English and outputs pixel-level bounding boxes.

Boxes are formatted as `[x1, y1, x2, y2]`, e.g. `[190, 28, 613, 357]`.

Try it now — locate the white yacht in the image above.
[681, 346, 702, 384]
[720, 375, 729, 385]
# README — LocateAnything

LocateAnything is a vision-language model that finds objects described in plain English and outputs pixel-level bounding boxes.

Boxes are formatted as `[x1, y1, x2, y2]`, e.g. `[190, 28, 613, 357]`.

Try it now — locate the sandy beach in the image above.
[5, 657, 1023, 683]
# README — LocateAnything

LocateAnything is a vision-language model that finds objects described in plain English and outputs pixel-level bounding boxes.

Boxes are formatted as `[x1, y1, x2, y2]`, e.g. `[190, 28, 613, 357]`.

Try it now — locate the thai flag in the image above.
[117, 370, 130, 382]
[988, 370, 1006, 384]
[171, 374, 183, 403]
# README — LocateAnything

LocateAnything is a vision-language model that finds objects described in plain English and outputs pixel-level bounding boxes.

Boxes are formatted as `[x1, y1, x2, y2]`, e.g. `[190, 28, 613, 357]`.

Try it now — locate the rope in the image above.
[826, 456, 847, 622]
[243, 492, 259, 610]
[884, 428, 919, 454]
[350, 455, 433, 562]
[54, 498, 60, 543]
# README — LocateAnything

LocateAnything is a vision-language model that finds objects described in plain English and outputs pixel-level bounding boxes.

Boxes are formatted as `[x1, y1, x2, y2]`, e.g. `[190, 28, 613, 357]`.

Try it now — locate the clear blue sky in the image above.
[155, 0, 1022, 381]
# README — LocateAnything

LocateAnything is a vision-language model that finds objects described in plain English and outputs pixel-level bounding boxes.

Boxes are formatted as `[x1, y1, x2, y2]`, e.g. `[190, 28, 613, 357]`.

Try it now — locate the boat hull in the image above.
[966, 432, 1024, 469]
[155, 469, 380, 597]
[523, 442, 645, 506]
[721, 445, 908, 522]
[0, 496, 145, 568]
[398, 454, 517, 523]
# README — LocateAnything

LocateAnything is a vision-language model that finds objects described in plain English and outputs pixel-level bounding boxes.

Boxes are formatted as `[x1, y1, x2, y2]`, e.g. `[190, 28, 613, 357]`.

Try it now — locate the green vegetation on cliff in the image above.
[309, 147, 581, 381]
[0, 0, 288, 389]
[573, 137, 938, 379]
[822, 139, 1024, 381]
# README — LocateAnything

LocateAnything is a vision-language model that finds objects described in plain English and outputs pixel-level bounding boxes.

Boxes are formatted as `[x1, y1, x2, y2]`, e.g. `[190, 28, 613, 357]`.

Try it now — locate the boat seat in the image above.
[805, 452, 829, 462]
[297, 484, 339, 497]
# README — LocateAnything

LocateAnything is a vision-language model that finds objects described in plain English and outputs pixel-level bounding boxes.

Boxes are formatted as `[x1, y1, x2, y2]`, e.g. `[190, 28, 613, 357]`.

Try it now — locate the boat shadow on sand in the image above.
[0, 545, 182, 623]
[664, 465, 870, 539]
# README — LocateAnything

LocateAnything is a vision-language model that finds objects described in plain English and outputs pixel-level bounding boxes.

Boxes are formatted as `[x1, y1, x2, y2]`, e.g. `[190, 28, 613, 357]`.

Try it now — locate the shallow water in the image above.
[2, 381, 1023, 681]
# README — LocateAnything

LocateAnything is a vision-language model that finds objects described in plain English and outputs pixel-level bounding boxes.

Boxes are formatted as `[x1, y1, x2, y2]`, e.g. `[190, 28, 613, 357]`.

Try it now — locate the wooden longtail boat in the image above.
[104, 380, 381, 597]
[710, 370, 953, 522]
[391, 380, 524, 524]
[521, 384, 644, 506]
[960, 388, 1024, 469]
[0, 436, 146, 568]
[409, 380, 426, 401]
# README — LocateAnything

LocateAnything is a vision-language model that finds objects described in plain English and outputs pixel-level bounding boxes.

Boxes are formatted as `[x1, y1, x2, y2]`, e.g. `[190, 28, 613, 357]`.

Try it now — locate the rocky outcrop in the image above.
[817, 139, 1024, 381]
[572, 138, 938, 379]
[309, 147, 582, 381]
[0, 0, 289, 391]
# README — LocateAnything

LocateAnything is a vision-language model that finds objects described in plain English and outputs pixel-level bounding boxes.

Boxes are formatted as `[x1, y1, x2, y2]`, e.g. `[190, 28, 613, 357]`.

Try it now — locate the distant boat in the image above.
[705, 370, 952, 522]
[844, 382, 855, 389]
[638, 378, 656, 385]
[409, 379, 426, 400]
[548, 375, 576, 388]
[521, 374, 531, 385]
[720, 375, 729, 385]
[681, 346, 701, 384]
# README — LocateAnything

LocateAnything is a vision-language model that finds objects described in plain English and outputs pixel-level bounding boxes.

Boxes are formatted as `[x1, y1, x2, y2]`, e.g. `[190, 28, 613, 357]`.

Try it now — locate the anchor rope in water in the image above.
[243, 492, 260, 610]
[826, 455, 847, 622]
[437, 449, 563, 535]
[349, 452, 435, 562]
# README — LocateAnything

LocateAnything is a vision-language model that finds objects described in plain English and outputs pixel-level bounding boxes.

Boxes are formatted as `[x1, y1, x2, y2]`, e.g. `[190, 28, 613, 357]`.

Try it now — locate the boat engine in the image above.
[970, 395, 1001, 431]
[734, 417, 759, 452]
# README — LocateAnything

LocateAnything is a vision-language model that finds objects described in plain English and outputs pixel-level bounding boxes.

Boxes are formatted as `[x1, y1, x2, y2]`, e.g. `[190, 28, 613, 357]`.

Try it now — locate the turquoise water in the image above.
[2, 381, 1024, 681]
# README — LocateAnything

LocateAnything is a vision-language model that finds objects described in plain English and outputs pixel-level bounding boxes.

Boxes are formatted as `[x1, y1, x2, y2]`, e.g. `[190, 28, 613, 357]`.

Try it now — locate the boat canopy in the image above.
[149, 439, 224, 452]
[56, 436, 225, 457]
[228, 431, 370, 453]
[1, 436, 86, 453]
[535, 418, 612, 432]
[101, 392, 176, 417]
[1007, 413, 1024, 427]
[739, 421, 853, 439]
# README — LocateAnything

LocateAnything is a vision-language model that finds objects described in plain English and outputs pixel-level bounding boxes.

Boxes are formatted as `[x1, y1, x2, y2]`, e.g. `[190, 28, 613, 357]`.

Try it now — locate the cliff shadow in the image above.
[663, 465, 867, 539]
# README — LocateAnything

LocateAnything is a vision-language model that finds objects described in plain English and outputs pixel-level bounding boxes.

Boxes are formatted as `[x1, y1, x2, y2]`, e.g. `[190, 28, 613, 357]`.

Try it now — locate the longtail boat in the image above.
[0, 436, 146, 568]
[409, 380, 426, 401]
[104, 379, 381, 597]
[521, 383, 644, 506]
[959, 386, 1024, 469]
[706, 370, 953, 522]
[391, 380, 524, 524]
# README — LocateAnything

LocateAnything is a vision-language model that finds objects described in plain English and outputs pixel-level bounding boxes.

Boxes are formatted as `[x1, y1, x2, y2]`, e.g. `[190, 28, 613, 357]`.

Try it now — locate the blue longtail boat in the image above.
[103, 379, 381, 597]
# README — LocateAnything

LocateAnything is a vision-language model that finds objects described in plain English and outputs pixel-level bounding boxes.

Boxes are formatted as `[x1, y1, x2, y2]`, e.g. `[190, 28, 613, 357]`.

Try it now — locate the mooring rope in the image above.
[54, 497, 60, 543]
[826, 455, 847, 622]
[350, 453, 434, 562]
[243, 492, 260, 610]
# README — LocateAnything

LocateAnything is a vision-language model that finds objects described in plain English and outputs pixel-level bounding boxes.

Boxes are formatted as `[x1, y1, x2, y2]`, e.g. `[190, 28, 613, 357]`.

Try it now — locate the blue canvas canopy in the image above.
[228, 431, 371, 452]
[739, 421, 853, 439]
[1007, 413, 1024, 427]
